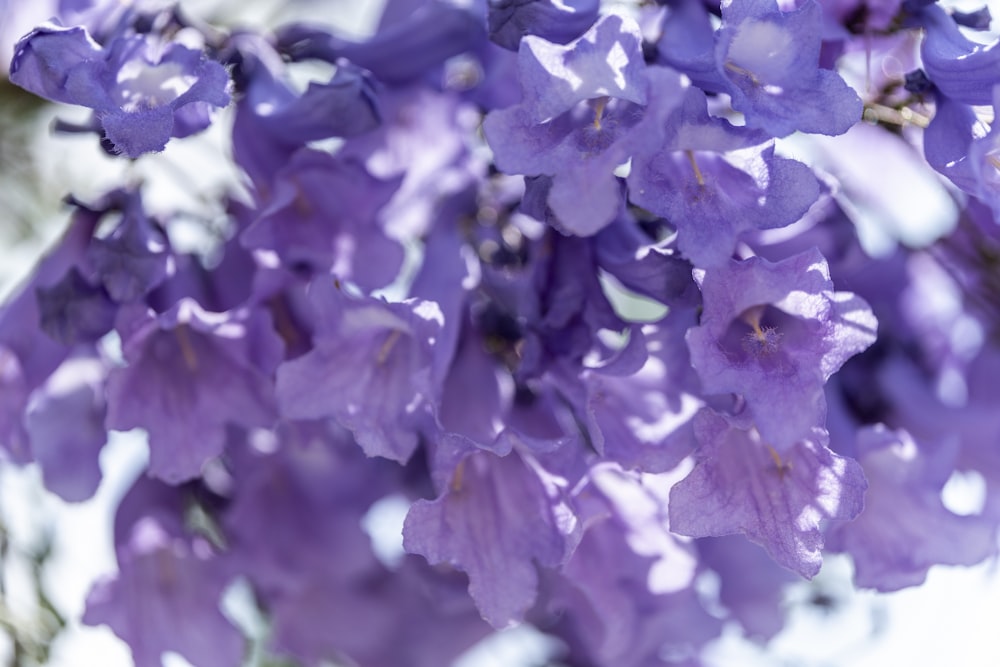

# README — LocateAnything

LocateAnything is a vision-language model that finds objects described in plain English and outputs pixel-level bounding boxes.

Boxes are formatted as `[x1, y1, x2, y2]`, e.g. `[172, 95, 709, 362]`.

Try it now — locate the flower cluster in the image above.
[3, 0, 1000, 665]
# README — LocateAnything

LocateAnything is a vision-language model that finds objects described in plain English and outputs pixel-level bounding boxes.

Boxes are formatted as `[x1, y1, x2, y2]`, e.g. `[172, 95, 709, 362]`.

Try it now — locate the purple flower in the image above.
[826, 425, 999, 591]
[35, 267, 116, 345]
[686, 248, 877, 450]
[240, 148, 404, 290]
[509, 13, 647, 124]
[488, 0, 600, 51]
[85, 189, 172, 303]
[265, 557, 491, 667]
[715, 0, 861, 136]
[669, 409, 867, 577]
[25, 356, 107, 502]
[0, 204, 103, 462]
[277, 1, 486, 85]
[923, 89, 984, 195]
[483, 15, 687, 234]
[228, 33, 380, 189]
[628, 87, 822, 267]
[408, 216, 478, 389]
[654, 0, 720, 91]
[656, 0, 861, 136]
[592, 214, 701, 307]
[960, 89, 1000, 219]
[10, 0, 1000, 660]
[403, 449, 567, 627]
[432, 315, 511, 455]
[515, 227, 629, 375]
[535, 464, 722, 666]
[84, 481, 241, 667]
[337, 86, 481, 238]
[570, 314, 703, 473]
[697, 535, 797, 639]
[9, 23, 230, 157]
[919, 4, 1000, 106]
[106, 299, 282, 483]
[274, 280, 442, 463]
[222, 421, 392, 596]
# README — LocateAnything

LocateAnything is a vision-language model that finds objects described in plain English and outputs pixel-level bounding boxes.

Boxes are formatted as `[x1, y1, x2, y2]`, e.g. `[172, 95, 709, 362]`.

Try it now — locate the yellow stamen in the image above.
[592, 96, 609, 130]
[725, 61, 760, 85]
[175, 325, 198, 372]
[686, 150, 705, 187]
[377, 330, 402, 364]
[741, 304, 782, 356]
[742, 305, 767, 340]
[767, 445, 791, 479]
[863, 103, 930, 128]
[450, 459, 465, 493]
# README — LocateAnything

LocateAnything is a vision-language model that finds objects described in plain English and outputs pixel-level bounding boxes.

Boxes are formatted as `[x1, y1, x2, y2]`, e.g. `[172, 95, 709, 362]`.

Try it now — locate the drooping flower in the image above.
[686, 248, 877, 450]
[669, 409, 867, 577]
[628, 86, 822, 267]
[714, 0, 861, 136]
[488, 0, 600, 51]
[658, 0, 861, 137]
[106, 299, 282, 483]
[277, 1, 487, 86]
[35, 267, 116, 345]
[825, 425, 998, 590]
[240, 148, 404, 290]
[918, 4, 1000, 106]
[696, 535, 797, 639]
[10, 22, 230, 157]
[274, 280, 442, 463]
[534, 464, 722, 666]
[222, 420, 393, 596]
[483, 14, 687, 235]
[83, 477, 242, 667]
[227, 32, 380, 190]
[25, 356, 107, 502]
[403, 448, 567, 627]
[85, 189, 173, 303]
[0, 203, 103, 462]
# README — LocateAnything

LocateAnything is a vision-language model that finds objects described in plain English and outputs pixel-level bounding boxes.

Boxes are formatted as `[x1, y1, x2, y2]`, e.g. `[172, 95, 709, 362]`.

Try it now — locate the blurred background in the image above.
[1, 0, 1000, 665]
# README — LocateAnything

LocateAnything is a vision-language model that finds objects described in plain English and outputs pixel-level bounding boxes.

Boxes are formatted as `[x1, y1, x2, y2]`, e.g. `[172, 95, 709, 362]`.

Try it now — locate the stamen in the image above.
[592, 96, 609, 131]
[767, 444, 791, 479]
[270, 296, 302, 351]
[686, 150, 705, 187]
[377, 330, 402, 364]
[724, 61, 760, 85]
[740, 305, 782, 356]
[174, 325, 199, 371]
[450, 459, 465, 492]
[741, 305, 766, 333]
[743, 327, 782, 356]
[863, 103, 930, 128]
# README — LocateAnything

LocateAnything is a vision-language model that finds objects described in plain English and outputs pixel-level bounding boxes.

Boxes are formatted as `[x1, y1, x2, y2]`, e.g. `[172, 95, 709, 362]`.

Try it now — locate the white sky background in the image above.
[3, 0, 1000, 666]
